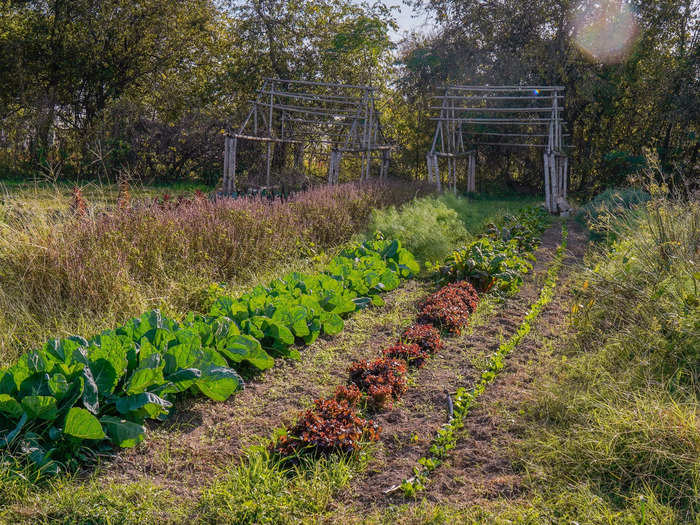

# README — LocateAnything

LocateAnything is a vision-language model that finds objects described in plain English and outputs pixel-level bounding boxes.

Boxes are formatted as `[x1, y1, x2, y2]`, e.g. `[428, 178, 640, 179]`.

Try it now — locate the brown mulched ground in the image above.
[335, 220, 588, 511]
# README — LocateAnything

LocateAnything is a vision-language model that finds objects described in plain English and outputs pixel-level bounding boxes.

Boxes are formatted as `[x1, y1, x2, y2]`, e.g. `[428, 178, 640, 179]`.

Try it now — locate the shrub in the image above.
[348, 357, 407, 409]
[368, 197, 469, 262]
[382, 343, 429, 368]
[401, 324, 442, 355]
[418, 281, 479, 333]
[577, 187, 650, 241]
[271, 398, 380, 457]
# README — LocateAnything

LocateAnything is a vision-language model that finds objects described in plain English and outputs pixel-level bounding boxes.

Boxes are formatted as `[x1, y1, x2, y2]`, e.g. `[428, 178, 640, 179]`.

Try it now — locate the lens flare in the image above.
[573, 0, 639, 64]
[533, 89, 540, 96]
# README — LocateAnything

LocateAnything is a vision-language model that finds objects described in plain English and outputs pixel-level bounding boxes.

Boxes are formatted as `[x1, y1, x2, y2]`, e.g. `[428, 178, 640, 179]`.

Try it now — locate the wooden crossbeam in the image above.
[427, 83, 569, 210]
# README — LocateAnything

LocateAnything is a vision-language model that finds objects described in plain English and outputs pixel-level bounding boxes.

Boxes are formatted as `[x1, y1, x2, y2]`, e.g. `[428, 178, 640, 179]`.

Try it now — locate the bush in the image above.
[437, 237, 532, 293]
[368, 197, 469, 262]
[577, 187, 650, 240]
[418, 281, 479, 333]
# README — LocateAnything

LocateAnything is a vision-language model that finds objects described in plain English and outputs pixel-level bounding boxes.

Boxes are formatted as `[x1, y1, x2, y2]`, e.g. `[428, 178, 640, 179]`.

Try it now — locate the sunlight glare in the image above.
[573, 0, 639, 64]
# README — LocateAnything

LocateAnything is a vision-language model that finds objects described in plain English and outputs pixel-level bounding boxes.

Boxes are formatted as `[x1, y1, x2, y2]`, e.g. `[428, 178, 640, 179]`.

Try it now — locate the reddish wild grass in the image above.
[0, 181, 425, 330]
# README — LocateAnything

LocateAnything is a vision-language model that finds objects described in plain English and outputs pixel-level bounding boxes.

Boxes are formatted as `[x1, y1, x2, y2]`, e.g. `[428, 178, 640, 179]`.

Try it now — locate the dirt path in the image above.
[333, 220, 588, 512]
[100, 279, 433, 498]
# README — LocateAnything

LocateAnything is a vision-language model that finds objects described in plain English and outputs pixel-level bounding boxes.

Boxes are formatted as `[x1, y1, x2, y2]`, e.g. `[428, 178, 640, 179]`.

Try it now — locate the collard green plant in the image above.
[0, 238, 418, 474]
[437, 238, 532, 294]
[433, 206, 547, 294]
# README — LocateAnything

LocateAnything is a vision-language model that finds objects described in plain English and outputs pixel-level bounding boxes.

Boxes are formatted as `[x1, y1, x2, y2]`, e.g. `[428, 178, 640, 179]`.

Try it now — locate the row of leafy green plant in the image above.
[400, 224, 568, 496]
[431, 206, 550, 294]
[0, 238, 419, 475]
[267, 206, 550, 462]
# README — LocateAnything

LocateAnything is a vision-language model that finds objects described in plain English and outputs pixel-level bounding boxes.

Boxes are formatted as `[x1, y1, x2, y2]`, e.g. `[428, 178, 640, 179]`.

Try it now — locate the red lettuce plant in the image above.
[333, 383, 362, 406]
[383, 342, 429, 369]
[271, 397, 380, 457]
[418, 281, 479, 334]
[401, 323, 442, 354]
[348, 357, 407, 409]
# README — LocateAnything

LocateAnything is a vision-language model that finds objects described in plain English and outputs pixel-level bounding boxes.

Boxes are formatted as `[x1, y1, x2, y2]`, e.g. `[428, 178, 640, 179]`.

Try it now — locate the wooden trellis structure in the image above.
[222, 78, 391, 193]
[427, 85, 570, 214]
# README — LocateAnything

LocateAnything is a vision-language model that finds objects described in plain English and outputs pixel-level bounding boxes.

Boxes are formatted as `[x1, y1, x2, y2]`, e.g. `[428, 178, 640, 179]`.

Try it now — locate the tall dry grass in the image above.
[0, 180, 427, 366]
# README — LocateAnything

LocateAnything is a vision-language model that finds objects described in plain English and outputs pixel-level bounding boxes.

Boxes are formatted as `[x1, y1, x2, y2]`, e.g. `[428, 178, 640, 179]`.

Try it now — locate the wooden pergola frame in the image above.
[427, 85, 570, 214]
[222, 78, 391, 193]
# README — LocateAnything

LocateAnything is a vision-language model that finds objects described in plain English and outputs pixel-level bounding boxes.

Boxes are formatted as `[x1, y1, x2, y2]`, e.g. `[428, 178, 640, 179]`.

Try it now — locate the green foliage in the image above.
[0, 237, 417, 474]
[403, 225, 568, 496]
[520, 197, 699, 520]
[434, 206, 548, 294]
[369, 197, 470, 262]
[396, 0, 699, 191]
[577, 187, 651, 240]
[0, 0, 397, 182]
[437, 238, 532, 294]
[209, 238, 419, 353]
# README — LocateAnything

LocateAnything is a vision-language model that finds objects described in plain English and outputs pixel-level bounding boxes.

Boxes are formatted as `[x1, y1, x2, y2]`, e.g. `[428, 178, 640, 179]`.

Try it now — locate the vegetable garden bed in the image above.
[0, 238, 419, 474]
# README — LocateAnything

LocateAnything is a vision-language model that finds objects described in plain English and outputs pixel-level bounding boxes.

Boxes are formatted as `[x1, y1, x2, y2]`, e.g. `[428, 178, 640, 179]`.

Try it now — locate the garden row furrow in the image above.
[400, 223, 568, 495]
[266, 206, 551, 465]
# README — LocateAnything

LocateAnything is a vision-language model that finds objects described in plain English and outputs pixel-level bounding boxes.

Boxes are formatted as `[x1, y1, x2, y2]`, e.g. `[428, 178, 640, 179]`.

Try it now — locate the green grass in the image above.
[0, 469, 185, 524]
[512, 197, 699, 522]
[196, 447, 373, 524]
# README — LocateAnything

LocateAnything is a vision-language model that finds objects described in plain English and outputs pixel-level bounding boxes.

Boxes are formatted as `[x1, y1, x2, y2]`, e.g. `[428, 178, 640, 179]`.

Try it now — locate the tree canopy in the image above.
[0, 0, 697, 192]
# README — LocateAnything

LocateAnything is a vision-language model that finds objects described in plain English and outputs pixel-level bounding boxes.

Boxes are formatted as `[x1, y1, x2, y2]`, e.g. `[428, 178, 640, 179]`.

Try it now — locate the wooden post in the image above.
[229, 137, 237, 194]
[467, 151, 476, 193]
[435, 155, 441, 191]
[266, 143, 272, 186]
[550, 153, 559, 213]
[543, 152, 551, 212]
[223, 137, 230, 194]
[381, 149, 389, 180]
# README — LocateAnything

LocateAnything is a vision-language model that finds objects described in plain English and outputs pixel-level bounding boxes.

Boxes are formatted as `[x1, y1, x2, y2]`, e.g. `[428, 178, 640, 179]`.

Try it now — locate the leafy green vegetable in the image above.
[100, 416, 146, 448]
[21, 395, 57, 420]
[0, 237, 417, 472]
[64, 407, 106, 440]
[195, 367, 243, 401]
[0, 394, 23, 418]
